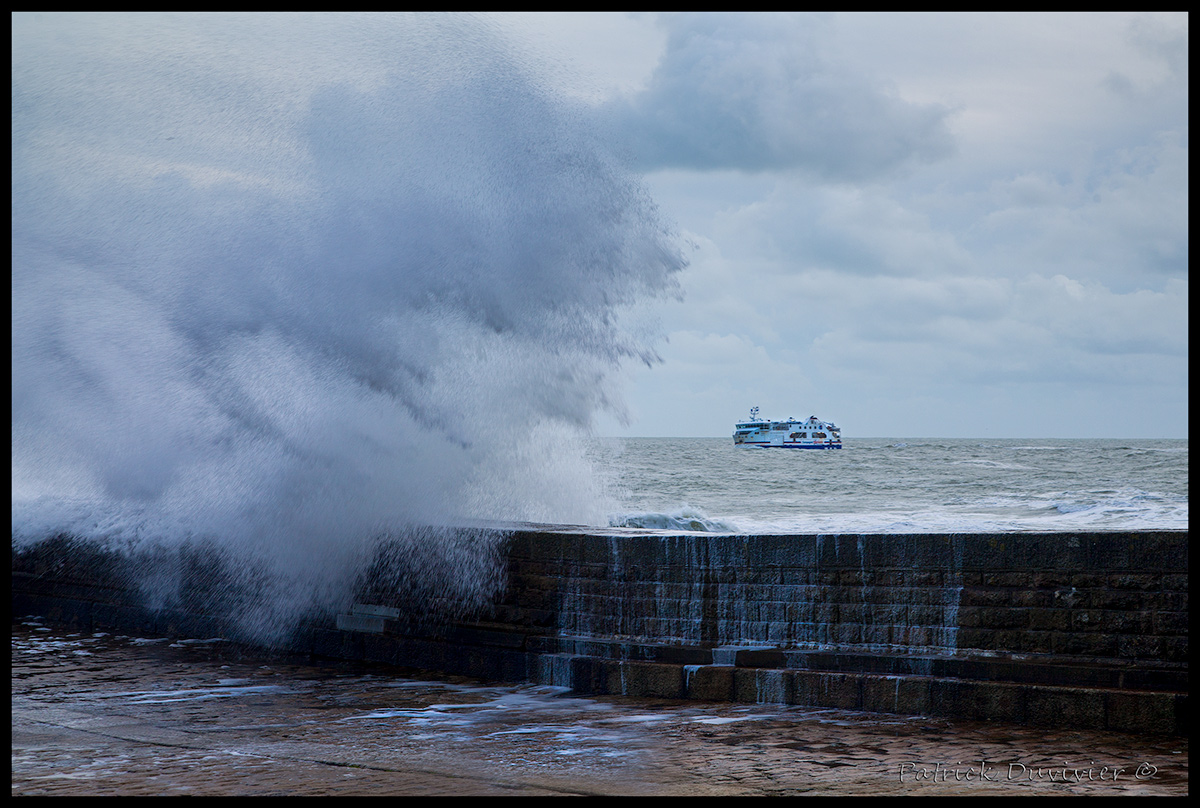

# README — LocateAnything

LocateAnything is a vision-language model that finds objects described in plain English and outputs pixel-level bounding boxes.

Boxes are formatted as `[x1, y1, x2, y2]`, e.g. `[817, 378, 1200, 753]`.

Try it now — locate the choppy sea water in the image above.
[591, 438, 1188, 534]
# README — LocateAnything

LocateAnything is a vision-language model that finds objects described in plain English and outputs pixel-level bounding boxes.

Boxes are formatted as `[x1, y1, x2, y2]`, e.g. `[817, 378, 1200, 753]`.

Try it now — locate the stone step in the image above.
[523, 652, 1187, 736]
[507, 631, 1188, 693]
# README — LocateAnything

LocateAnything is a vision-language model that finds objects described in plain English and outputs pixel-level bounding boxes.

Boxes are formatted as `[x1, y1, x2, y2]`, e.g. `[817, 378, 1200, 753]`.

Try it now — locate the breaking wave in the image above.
[608, 506, 738, 533]
[11, 13, 685, 637]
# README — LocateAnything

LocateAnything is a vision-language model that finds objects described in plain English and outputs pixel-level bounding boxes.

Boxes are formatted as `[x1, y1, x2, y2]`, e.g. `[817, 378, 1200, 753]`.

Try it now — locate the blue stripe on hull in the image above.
[736, 443, 842, 449]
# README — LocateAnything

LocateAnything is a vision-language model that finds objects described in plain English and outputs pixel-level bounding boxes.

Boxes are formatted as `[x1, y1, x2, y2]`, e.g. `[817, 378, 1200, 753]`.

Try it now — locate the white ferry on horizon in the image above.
[732, 407, 842, 449]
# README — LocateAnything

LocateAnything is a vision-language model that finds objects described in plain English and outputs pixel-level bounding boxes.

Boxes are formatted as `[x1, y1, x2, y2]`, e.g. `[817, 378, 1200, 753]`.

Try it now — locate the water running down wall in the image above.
[12, 529, 1188, 735]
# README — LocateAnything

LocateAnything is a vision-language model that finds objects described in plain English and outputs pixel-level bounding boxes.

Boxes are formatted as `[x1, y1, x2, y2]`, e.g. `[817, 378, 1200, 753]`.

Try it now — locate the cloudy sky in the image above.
[490, 12, 1188, 438]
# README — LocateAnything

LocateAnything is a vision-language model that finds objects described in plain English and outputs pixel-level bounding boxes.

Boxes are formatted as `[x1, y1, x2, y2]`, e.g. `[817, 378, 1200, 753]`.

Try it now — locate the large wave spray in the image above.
[12, 13, 685, 635]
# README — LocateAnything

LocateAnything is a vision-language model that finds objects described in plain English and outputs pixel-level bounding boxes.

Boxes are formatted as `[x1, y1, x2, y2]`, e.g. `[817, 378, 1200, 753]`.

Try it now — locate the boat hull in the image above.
[739, 442, 842, 449]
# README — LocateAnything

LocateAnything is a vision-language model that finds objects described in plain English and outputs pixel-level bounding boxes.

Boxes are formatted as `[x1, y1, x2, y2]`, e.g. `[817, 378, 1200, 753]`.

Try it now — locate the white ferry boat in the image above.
[732, 407, 842, 449]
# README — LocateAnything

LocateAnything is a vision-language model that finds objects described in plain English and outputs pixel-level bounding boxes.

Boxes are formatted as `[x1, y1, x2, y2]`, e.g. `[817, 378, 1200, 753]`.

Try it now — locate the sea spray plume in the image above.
[12, 13, 686, 640]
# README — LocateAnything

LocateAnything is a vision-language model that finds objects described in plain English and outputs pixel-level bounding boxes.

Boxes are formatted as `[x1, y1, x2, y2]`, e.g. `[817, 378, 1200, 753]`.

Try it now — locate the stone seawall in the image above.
[11, 529, 1188, 735]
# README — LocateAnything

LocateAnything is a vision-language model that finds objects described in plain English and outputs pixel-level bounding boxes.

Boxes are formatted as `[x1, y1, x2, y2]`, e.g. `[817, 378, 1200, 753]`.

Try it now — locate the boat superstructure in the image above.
[732, 406, 842, 449]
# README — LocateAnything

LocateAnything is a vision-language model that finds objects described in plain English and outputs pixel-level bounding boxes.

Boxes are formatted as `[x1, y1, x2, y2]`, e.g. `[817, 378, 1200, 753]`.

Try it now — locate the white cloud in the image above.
[601, 13, 955, 178]
[617, 13, 1186, 437]
[974, 130, 1188, 288]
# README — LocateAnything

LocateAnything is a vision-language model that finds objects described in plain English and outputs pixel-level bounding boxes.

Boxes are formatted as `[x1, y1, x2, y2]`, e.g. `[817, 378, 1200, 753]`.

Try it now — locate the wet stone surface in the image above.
[12, 620, 1188, 796]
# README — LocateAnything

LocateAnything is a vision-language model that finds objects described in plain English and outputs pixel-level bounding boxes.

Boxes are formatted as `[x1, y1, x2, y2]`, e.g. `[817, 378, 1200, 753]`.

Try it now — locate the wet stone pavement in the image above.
[12, 620, 1187, 796]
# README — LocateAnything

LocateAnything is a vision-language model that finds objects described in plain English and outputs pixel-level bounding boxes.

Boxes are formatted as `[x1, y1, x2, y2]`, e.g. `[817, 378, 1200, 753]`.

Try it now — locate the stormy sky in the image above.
[494, 12, 1188, 438]
[13, 12, 1188, 446]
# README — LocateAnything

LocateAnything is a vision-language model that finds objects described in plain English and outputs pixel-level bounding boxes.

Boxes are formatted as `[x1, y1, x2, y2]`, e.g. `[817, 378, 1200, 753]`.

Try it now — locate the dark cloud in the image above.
[602, 13, 954, 179]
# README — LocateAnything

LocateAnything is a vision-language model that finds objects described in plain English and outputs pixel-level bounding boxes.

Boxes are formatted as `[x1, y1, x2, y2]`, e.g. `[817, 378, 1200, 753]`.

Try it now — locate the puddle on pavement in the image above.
[12, 619, 1188, 796]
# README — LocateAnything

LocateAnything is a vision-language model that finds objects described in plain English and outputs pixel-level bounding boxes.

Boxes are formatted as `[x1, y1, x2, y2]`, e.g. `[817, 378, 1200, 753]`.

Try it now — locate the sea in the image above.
[590, 437, 1188, 535]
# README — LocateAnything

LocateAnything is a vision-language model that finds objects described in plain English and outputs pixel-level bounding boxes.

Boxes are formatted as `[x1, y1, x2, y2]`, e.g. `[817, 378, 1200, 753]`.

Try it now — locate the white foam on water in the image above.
[592, 437, 1187, 535]
[109, 685, 293, 704]
[608, 505, 738, 533]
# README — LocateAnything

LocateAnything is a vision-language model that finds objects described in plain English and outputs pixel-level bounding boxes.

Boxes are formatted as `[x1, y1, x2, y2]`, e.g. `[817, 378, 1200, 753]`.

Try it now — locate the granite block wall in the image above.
[485, 531, 1188, 664]
[12, 529, 1188, 734]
